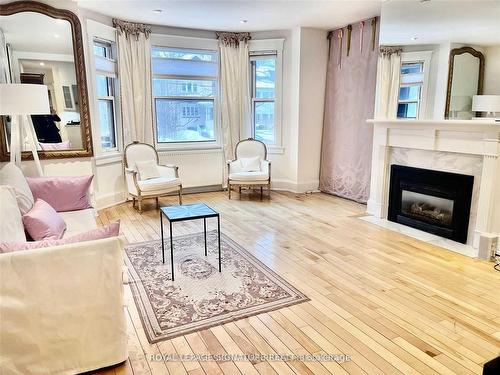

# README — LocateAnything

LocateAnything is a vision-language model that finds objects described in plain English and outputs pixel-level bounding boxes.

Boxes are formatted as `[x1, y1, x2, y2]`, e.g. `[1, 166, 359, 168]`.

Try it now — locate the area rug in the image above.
[124, 231, 309, 343]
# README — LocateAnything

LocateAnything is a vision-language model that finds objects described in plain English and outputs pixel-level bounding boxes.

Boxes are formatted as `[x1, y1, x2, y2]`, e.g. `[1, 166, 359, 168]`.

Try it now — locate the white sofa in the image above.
[0, 164, 127, 374]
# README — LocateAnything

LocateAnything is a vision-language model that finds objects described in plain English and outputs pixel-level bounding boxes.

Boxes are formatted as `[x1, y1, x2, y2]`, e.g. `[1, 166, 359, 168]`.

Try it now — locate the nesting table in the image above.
[160, 203, 221, 281]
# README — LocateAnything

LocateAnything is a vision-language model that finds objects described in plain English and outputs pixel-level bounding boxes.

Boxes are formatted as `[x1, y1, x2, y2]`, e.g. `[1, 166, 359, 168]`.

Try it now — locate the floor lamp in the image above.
[0, 83, 50, 176]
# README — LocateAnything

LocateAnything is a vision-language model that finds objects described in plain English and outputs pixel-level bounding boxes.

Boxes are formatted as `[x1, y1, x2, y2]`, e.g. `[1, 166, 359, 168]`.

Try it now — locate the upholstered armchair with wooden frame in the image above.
[124, 141, 182, 213]
[226, 138, 271, 199]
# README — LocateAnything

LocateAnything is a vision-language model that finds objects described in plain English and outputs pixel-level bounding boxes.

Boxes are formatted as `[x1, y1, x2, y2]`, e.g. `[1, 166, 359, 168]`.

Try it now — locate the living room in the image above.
[0, 0, 499, 374]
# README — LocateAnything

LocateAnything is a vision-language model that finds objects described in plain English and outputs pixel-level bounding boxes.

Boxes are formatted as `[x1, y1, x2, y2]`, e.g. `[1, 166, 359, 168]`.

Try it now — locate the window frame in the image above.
[249, 39, 284, 154]
[398, 51, 432, 119]
[150, 35, 221, 151]
[86, 20, 122, 157]
[96, 75, 117, 150]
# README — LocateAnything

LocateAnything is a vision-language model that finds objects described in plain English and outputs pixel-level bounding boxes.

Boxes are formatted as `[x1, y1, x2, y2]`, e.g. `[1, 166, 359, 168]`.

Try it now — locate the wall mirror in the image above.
[0, 1, 93, 160]
[445, 47, 484, 120]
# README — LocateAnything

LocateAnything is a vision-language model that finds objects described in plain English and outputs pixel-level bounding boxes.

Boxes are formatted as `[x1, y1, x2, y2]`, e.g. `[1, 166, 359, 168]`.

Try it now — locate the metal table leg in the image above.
[170, 221, 174, 281]
[160, 211, 164, 263]
[204, 218, 207, 256]
[217, 215, 221, 272]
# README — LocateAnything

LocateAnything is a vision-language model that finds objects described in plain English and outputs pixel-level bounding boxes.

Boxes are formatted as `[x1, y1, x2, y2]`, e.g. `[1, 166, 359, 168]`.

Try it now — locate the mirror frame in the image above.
[0, 0, 93, 160]
[444, 46, 485, 119]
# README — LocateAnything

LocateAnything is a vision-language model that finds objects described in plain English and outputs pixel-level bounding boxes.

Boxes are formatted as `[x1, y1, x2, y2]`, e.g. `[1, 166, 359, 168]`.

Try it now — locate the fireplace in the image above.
[388, 165, 474, 243]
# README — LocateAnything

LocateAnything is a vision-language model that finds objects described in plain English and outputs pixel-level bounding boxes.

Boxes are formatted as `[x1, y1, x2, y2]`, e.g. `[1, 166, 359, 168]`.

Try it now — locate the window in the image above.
[93, 39, 118, 150]
[152, 46, 218, 144]
[251, 54, 276, 145]
[397, 51, 432, 119]
[397, 62, 423, 119]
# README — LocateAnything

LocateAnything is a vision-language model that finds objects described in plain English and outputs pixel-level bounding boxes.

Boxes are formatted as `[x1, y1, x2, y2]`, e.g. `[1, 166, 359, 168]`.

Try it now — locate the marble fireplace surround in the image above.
[365, 119, 500, 257]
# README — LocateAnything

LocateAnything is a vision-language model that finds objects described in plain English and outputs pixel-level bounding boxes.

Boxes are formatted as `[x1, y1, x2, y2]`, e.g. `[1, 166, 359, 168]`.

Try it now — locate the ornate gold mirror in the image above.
[0, 1, 93, 160]
[445, 46, 485, 120]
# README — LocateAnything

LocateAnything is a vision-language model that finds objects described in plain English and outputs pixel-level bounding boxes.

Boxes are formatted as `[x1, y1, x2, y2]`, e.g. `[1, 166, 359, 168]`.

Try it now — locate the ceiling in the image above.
[380, 1, 500, 46]
[77, 0, 382, 32]
[1, 12, 74, 54]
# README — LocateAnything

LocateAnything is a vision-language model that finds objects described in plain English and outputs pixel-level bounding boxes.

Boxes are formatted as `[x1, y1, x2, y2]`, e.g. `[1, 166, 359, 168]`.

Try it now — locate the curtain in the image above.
[216, 32, 251, 162]
[319, 18, 379, 203]
[374, 47, 402, 118]
[0, 28, 10, 84]
[113, 19, 153, 145]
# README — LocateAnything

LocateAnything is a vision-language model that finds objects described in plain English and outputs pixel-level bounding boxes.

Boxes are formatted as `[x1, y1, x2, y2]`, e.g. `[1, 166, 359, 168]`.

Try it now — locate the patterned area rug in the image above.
[125, 232, 309, 343]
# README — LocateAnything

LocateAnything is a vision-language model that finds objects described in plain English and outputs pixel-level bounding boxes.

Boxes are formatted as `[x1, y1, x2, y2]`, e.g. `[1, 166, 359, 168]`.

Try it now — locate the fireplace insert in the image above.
[388, 165, 474, 244]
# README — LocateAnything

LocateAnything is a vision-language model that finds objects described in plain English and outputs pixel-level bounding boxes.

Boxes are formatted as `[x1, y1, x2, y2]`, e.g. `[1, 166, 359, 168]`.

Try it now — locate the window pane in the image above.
[401, 63, 422, 74]
[399, 85, 421, 101]
[397, 102, 418, 119]
[96, 75, 110, 97]
[254, 101, 275, 144]
[94, 45, 106, 57]
[152, 47, 216, 62]
[254, 59, 276, 99]
[153, 79, 215, 97]
[152, 58, 218, 78]
[155, 99, 215, 142]
[98, 99, 116, 148]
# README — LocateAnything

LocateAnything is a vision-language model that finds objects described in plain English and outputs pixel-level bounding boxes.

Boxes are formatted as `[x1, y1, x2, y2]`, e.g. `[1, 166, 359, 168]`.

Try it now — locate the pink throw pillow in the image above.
[27, 175, 93, 212]
[0, 221, 120, 253]
[22, 199, 67, 241]
[39, 141, 71, 150]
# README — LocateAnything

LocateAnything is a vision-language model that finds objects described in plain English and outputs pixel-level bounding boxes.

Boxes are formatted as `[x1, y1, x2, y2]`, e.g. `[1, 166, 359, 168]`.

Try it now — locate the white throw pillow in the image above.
[239, 156, 261, 172]
[135, 160, 160, 181]
[0, 162, 34, 214]
[0, 186, 26, 242]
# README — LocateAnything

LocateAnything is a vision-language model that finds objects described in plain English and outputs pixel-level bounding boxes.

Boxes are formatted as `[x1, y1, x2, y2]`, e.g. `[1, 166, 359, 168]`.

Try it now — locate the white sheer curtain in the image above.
[374, 47, 402, 119]
[113, 19, 153, 145]
[217, 32, 251, 162]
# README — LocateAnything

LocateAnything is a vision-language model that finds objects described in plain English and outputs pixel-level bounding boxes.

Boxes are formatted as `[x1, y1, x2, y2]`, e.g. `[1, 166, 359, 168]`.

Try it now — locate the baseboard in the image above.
[272, 179, 319, 193]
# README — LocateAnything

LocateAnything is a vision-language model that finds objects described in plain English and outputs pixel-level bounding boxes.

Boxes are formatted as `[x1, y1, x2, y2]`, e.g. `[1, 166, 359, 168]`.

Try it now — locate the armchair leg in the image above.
[132, 197, 136, 208]
[268, 183, 271, 198]
[155, 197, 159, 208]
[138, 197, 143, 214]
[178, 186, 183, 205]
[228, 184, 231, 199]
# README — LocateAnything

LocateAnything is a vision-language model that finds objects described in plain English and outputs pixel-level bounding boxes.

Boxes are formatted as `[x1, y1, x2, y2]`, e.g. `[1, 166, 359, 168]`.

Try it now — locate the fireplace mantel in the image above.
[366, 118, 500, 256]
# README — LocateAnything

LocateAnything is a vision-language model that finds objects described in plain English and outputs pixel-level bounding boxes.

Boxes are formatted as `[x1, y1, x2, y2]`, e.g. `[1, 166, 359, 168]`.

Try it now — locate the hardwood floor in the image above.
[95, 191, 500, 375]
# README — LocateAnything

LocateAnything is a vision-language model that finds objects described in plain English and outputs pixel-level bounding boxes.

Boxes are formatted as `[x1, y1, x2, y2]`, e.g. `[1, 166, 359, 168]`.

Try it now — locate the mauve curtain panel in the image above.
[319, 18, 379, 203]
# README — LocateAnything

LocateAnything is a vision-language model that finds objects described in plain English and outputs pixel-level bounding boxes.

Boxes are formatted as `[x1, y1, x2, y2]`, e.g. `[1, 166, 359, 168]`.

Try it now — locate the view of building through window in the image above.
[251, 56, 276, 144]
[152, 47, 218, 143]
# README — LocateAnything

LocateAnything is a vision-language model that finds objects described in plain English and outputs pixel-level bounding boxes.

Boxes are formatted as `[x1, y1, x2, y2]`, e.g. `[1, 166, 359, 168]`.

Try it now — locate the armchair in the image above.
[124, 141, 182, 212]
[227, 138, 271, 199]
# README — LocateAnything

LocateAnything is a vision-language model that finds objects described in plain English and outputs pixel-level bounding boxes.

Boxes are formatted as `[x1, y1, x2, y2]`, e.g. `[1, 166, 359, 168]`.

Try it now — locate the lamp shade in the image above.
[0, 83, 50, 115]
[472, 95, 500, 112]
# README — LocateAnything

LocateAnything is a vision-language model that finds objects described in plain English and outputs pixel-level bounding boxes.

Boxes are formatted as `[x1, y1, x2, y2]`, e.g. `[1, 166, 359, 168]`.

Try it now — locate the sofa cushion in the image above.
[0, 221, 120, 253]
[0, 186, 26, 242]
[229, 171, 269, 182]
[0, 162, 34, 214]
[27, 175, 93, 212]
[136, 160, 160, 181]
[59, 208, 97, 238]
[137, 177, 181, 192]
[23, 199, 67, 240]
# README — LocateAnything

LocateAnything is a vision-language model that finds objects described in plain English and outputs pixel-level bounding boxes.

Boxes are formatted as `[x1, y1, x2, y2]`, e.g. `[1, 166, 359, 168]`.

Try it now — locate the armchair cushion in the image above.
[135, 160, 160, 181]
[229, 171, 269, 182]
[240, 156, 261, 172]
[137, 177, 181, 192]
